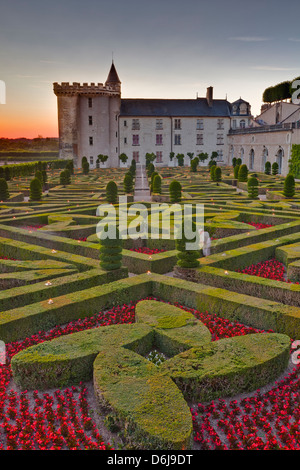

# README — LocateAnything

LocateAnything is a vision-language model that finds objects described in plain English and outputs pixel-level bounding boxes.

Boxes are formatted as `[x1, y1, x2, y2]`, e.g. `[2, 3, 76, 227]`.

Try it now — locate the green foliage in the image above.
[60, 169, 71, 186]
[265, 161, 271, 175]
[190, 157, 198, 173]
[150, 171, 159, 191]
[197, 152, 209, 164]
[169, 152, 175, 161]
[42, 170, 47, 184]
[247, 176, 259, 199]
[234, 164, 240, 179]
[106, 181, 118, 204]
[119, 153, 128, 164]
[30, 177, 42, 201]
[97, 154, 109, 164]
[176, 221, 200, 268]
[238, 164, 248, 182]
[152, 174, 162, 194]
[236, 158, 242, 166]
[124, 173, 134, 193]
[208, 159, 217, 169]
[210, 165, 216, 181]
[263, 80, 291, 103]
[0, 178, 9, 201]
[35, 170, 43, 185]
[66, 160, 74, 174]
[214, 166, 222, 182]
[147, 163, 155, 178]
[82, 161, 90, 175]
[187, 152, 194, 161]
[99, 226, 122, 271]
[4, 166, 11, 181]
[81, 156, 87, 167]
[288, 144, 300, 178]
[176, 154, 184, 167]
[283, 174, 295, 198]
[169, 180, 182, 203]
[272, 162, 279, 175]
[145, 152, 156, 168]
[232, 157, 237, 167]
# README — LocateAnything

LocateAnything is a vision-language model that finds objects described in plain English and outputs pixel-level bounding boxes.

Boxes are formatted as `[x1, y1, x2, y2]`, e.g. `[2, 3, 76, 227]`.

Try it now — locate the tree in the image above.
[169, 180, 182, 203]
[190, 157, 199, 172]
[145, 152, 156, 168]
[35, 170, 43, 185]
[272, 162, 279, 175]
[82, 161, 90, 175]
[247, 176, 259, 199]
[147, 163, 155, 178]
[209, 159, 217, 169]
[283, 174, 295, 198]
[210, 165, 217, 181]
[106, 181, 118, 204]
[187, 152, 194, 161]
[289, 144, 300, 178]
[197, 152, 209, 164]
[119, 153, 128, 165]
[237, 158, 242, 166]
[66, 160, 74, 175]
[238, 164, 248, 182]
[30, 177, 42, 201]
[98, 154, 109, 165]
[0, 178, 9, 201]
[232, 157, 237, 167]
[211, 151, 218, 160]
[176, 221, 200, 268]
[42, 170, 48, 184]
[169, 152, 175, 162]
[214, 166, 222, 182]
[265, 161, 271, 175]
[176, 154, 185, 167]
[99, 225, 122, 271]
[152, 174, 162, 194]
[81, 156, 87, 167]
[60, 169, 71, 186]
[234, 164, 240, 179]
[124, 173, 134, 193]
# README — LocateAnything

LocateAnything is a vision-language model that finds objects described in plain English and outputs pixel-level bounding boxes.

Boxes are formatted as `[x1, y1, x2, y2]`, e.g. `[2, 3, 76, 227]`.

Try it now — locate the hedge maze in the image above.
[2, 163, 300, 450]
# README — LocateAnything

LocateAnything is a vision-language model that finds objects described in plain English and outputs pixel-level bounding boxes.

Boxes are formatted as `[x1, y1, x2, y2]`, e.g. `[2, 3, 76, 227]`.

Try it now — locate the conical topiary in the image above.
[35, 170, 43, 185]
[99, 225, 122, 271]
[169, 180, 182, 203]
[106, 181, 118, 204]
[247, 176, 259, 199]
[82, 161, 89, 174]
[214, 166, 222, 182]
[176, 220, 200, 268]
[124, 173, 133, 193]
[283, 174, 295, 198]
[0, 178, 9, 201]
[30, 177, 42, 201]
[238, 164, 248, 182]
[265, 161, 271, 175]
[272, 162, 279, 175]
[234, 164, 240, 179]
[152, 174, 162, 194]
[210, 165, 216, 181]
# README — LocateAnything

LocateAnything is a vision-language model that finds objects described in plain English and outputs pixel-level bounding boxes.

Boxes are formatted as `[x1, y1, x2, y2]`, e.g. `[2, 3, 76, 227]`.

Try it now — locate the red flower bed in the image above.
[247, 222, 274, 230]
[129, 247, 167, 255]
[236, 258, 299, 284]
[0, 298, 298, 450]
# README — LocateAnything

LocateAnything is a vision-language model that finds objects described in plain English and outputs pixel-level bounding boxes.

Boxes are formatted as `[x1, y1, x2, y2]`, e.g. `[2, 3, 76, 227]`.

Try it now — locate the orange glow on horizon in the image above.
[0, 115, 58, 139]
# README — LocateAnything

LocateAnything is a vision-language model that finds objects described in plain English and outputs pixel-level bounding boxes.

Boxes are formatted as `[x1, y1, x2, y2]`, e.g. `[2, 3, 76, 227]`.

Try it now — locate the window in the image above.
[89, 136, 93, 146]
[174, 119, 181, 130]
[217, 119, 224, 130]
[132, 135, 139, 146]
[240, 120, 246, 129]
[124, 120, 127, 127]
[156, 134, 163, 145]
[133, 151, 139, 163]
[196, 119, 204, 130]
[217, 151, 223, 161]
[88, 116, 93, 126]
[156, 119, 163, 130]
[232, 120, 237, 129]
[217, 134, 224, 145]
[174, 134, 181, 145]
[124, 137, 127, 144]
[90, 156, 94, 165]
[156, 151, 163, 163]
[132, 119, 140, 130]
[88, 98, 92, 108]
[196, 134, 203, 145]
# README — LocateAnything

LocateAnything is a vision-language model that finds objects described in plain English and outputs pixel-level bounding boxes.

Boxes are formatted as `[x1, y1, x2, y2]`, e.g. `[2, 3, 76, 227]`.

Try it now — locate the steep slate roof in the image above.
[120, 98, 232, 117]
[106, 62, 121, 84]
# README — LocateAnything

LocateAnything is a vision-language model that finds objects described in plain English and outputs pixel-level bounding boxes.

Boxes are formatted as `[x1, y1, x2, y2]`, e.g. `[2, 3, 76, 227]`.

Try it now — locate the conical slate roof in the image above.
[106, 62, 121, 84]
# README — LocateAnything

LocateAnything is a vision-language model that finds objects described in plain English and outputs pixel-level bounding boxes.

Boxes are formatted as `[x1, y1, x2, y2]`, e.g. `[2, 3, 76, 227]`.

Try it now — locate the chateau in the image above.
[54, 63, 300, 176]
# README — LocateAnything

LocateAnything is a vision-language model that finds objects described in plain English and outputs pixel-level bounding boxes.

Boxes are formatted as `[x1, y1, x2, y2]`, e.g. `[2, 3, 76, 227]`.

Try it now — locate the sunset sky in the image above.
[1, 0, 300, 138]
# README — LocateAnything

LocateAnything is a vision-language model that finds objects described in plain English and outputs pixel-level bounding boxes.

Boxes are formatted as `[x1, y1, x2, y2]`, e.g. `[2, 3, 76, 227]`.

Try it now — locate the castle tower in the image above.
[54, 63, 121, 168]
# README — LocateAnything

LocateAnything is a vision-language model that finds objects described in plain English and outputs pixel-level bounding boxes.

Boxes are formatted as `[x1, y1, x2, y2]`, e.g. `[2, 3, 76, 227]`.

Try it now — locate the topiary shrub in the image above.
[169, 180, 182, 203]
[66, 160, 74, 175]
[190, 158, 198, 173]
[283, 174, 295, 198]
[0, 178, 9, 201]
[106, 181, 118, 204]
[236, 158, 242, 166]
[147, 163, 155, 178]
[214, 166, 222, 182]
[272, 162, 279, 175]
[30, 177, 42, 201]
[60, 169, 71, 186]
[4, 166, 11, 181]
[82, 161, 89, 175]
[247, 176, 259, 199]
[124, 173, 134, 193]
[35, 170, 43, 185]
[99, 225, 122, 270]
[176, 221, 200, 268]
[210, 165, 216, 181]
[150, 171, 159, 192]
[152, 174, 162, 194]
[234, 164, 240, 179]
[232, 157, 237, 167]
[81, 156, 87, 167]
[265, 161, 271, 175]
[238, 164, 248, 182]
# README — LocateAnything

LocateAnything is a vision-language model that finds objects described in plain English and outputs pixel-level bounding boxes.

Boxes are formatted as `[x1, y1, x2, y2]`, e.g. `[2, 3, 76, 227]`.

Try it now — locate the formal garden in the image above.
[1, 154, 300, 450]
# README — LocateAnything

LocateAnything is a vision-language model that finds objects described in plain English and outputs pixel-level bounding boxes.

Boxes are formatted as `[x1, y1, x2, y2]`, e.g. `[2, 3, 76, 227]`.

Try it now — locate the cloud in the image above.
[229, 36, 272, 42]
[288, 38, 300, 42]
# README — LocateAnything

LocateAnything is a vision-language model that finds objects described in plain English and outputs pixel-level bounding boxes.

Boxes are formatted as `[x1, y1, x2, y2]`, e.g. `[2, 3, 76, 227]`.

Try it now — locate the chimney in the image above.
[206, 86, 213, 108]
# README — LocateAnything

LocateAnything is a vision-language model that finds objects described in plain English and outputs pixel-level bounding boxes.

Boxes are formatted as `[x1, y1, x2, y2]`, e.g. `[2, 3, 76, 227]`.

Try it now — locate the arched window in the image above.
[276, 148, 284, 175]
[240, 147, 244, 163]
[250, 149, 255, 170]
[262, 147, 268, 172]
[240, 120, 246, 128]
